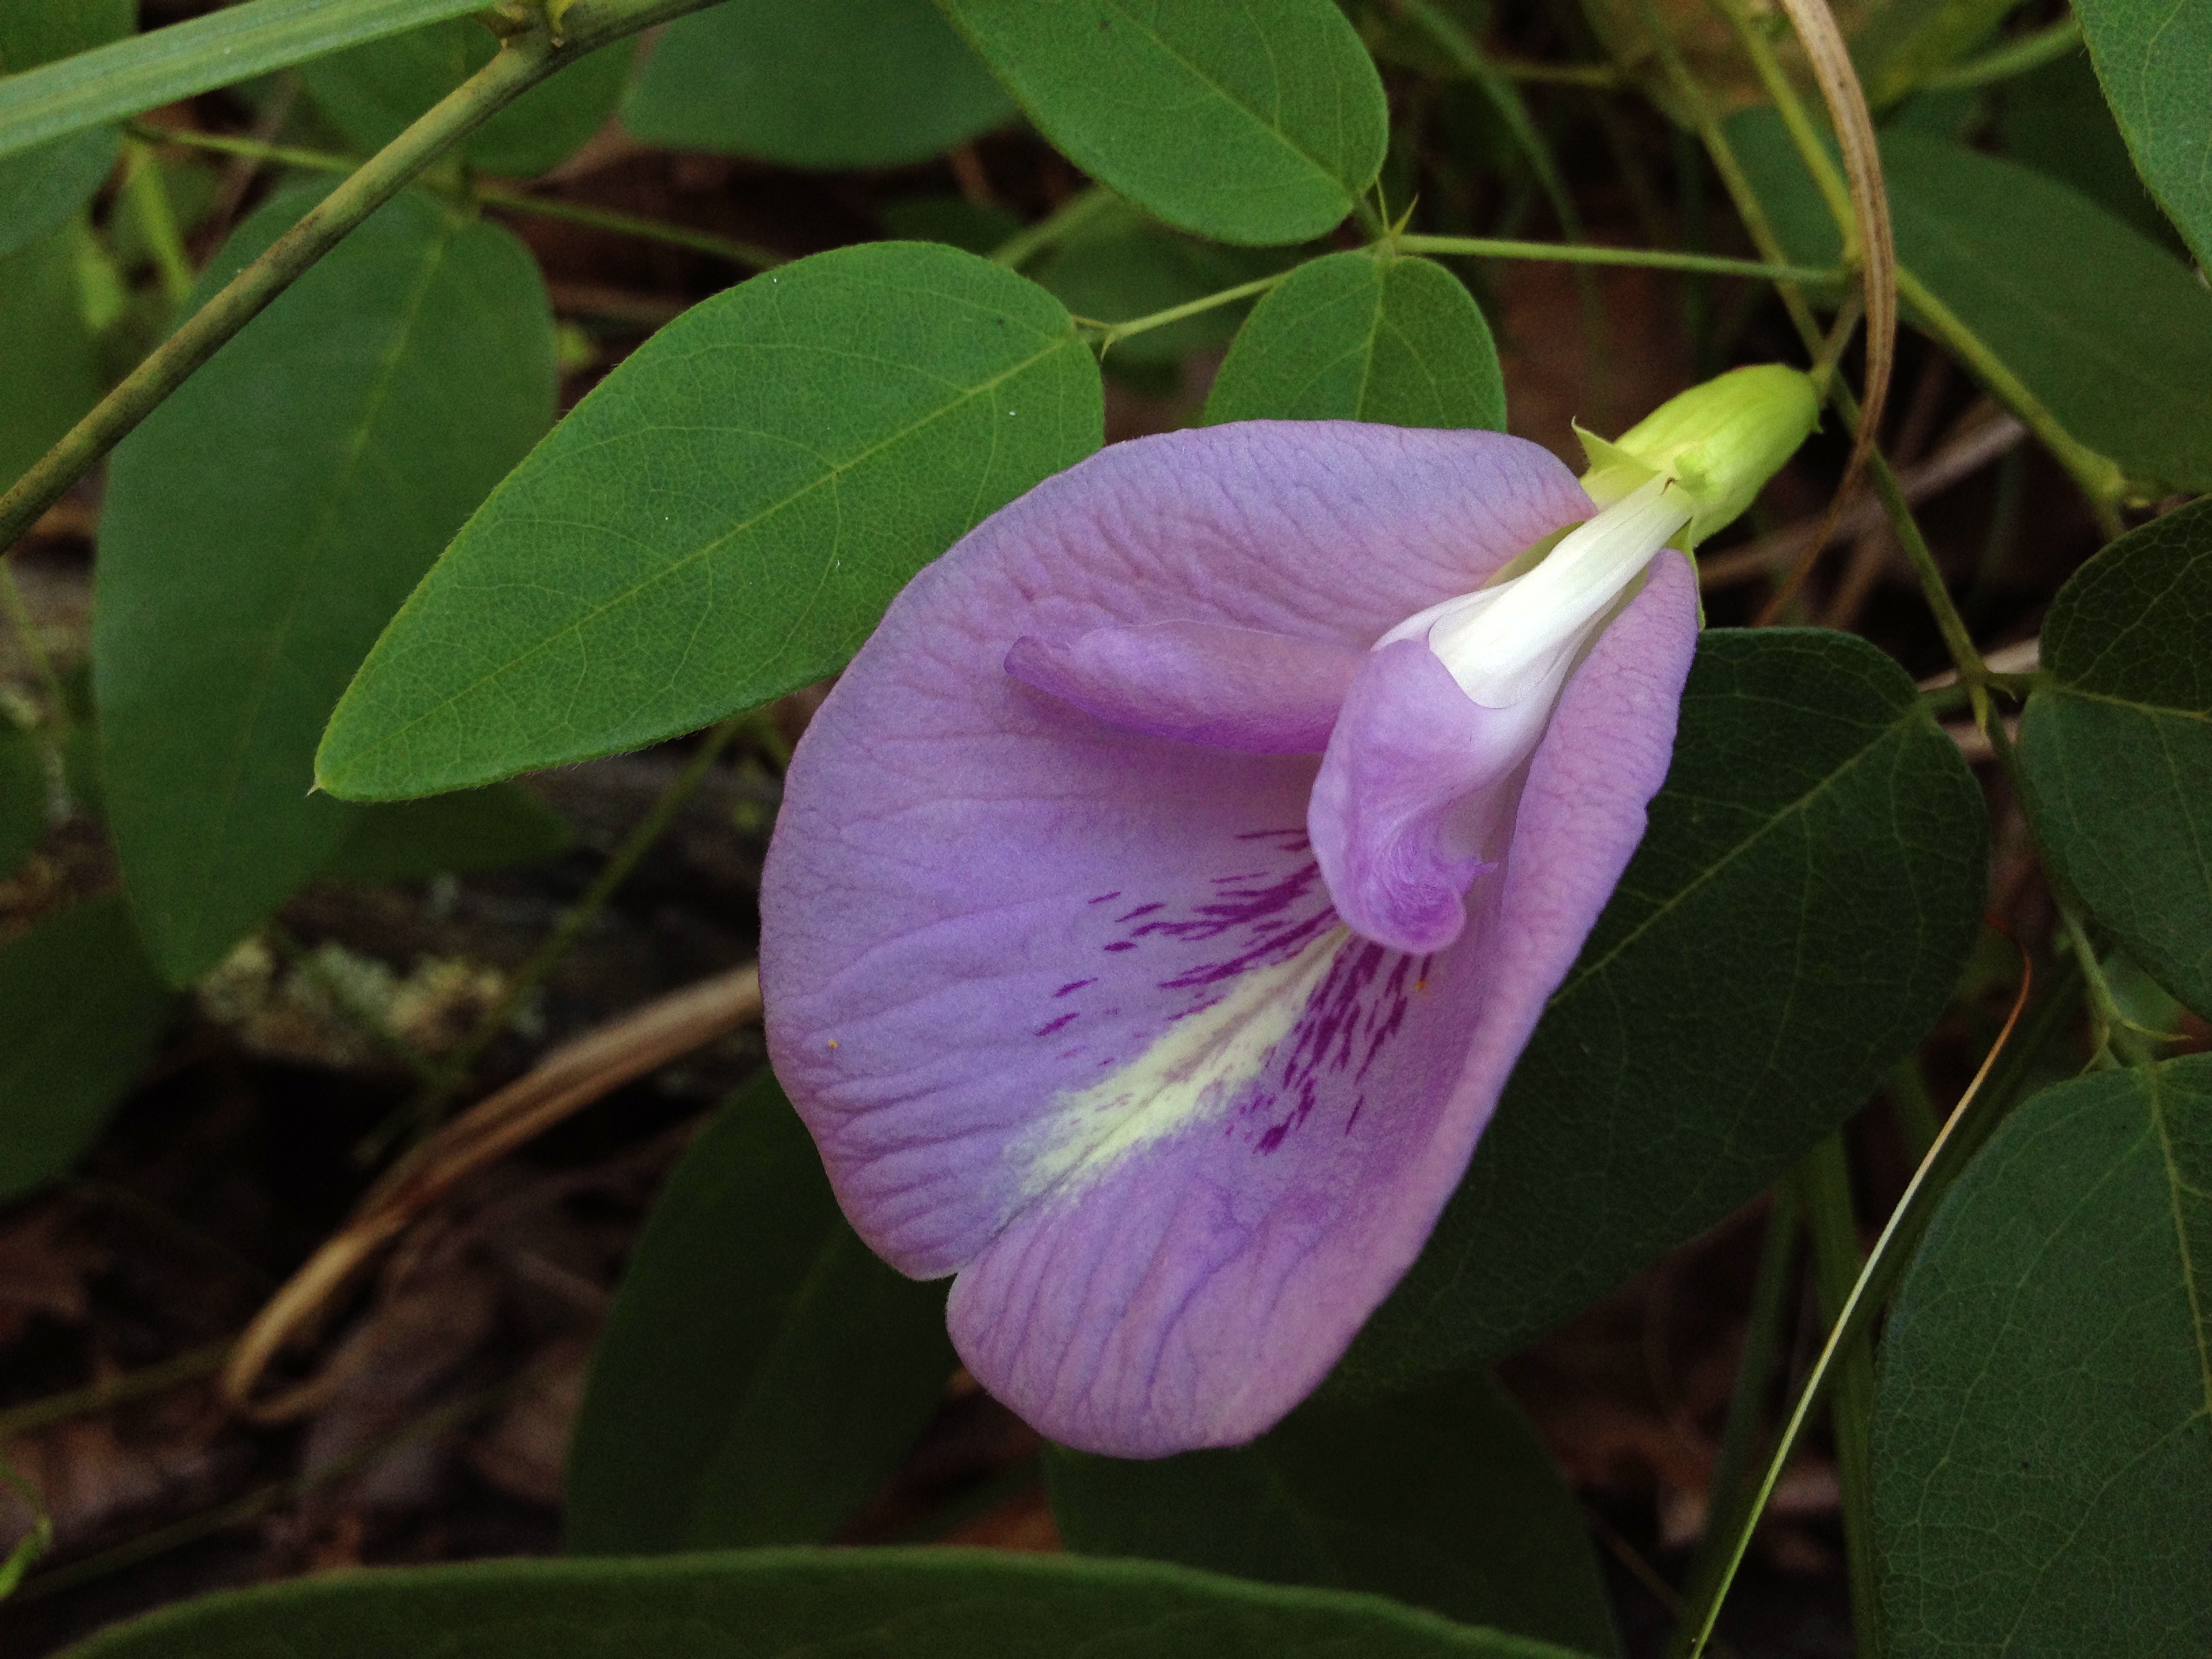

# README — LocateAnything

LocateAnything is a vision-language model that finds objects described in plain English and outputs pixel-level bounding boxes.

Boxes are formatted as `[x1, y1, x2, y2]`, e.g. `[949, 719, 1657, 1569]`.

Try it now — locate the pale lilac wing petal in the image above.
[1306, 639, 1549, 954]
[762, 421, 1589, 1279]
[942, 552, 1699, 1454]
[1006, 622, 1366, 753]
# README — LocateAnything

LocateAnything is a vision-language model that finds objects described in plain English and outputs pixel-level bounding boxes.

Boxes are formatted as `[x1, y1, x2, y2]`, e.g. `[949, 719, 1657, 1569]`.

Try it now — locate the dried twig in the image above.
[1699, 411, 2024, 590]
[222, 964, 762, 1417]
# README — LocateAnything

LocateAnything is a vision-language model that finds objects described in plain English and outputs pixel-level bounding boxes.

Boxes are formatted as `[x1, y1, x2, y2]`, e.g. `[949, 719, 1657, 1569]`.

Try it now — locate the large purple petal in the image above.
[760, 422, 1627, 1453]
[1006, 622, 1365, 753]
[941, 553, 1697, 1453]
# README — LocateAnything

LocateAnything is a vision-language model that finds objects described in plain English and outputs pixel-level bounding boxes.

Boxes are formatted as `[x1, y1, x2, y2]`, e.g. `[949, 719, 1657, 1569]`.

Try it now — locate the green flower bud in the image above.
[1576, 363, 1821, 549]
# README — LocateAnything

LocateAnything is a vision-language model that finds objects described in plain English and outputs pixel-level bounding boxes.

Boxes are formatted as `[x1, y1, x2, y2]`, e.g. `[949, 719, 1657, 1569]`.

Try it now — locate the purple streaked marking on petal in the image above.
[1054, 979, 1097, 998]
[938, 556, 1698, 1456]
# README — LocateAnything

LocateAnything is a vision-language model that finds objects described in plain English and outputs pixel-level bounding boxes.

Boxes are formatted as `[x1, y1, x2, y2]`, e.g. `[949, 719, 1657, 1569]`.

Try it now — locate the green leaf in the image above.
[1729, 113, 2212, 494]
[0, 220, 102, 493]
[1996, 51, 2182, 251]
[0, 0, 133, 255]
[1048, 1368, 1619, 1656]
[937, 0, 1388, 246]
[321, 782, 571, 883]
[878, 195, 1023, 255]
[0, 725, 44, 882]
[1029, 203, 1279, 365]
[621, 0, 1017, 169]
[1872, 1055, 2212, 1657]
[0, 0, 497, 161]
[1338, 630, 1987, 1387]
[59, 1547, 1595, 1658]
[567, 1074, 954, 1553]
[317, 241, 1103, 800]
[2075, 0, 2212, 270]
[2016, 497, 2212, 1019]
[0, 897, 173, 1201]
[94, 182, 555, 985]
[1204, 250, 1505, 429]
[0, 128, 118, 260]
[300, 20, 634, 178]
[0, 0, 134, 70]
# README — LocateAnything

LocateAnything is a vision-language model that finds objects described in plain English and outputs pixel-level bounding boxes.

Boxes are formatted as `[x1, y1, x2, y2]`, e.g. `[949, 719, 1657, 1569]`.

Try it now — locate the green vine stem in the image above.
[1677, 949, 2069, 1658]
[1920, 16, 2081, 90]
[476, 184, 785, 271]
[1094, 239, 1841, 351]
[1662, 1183, 1802, 1659]
[1978, 716, 2154, 1069]
[1635, 26, 1997, 695]
[121, 139, 196, 309]
[134, 124, 787, 271]
[990, 186, 1116, 270]
[0, 0, 724, 563]
[1393, 0, 1591, 250]
[1702, 0, 2125, 533]
[1494, 58, 1621, 87]
[1395, 234, 1839, 283]
[1800, 1134, 1885, 1659]
[1890, 271, 2127, 533]
[1086, 274, 1294, 348]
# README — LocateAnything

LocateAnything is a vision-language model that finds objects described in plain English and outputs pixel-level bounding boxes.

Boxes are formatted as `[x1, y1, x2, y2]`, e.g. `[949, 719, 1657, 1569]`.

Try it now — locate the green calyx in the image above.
[1577, 363, 1820, 549]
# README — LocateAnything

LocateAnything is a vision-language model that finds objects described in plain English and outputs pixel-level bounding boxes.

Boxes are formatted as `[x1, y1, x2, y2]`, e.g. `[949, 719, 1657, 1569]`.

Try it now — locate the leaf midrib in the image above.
[172, 209, 457, 952]
[1082, 0, 1353, 199]
[1551, 701, 1923, 1005]
[2043, 684, 2212, 724]
[324, 330, 1080, 784]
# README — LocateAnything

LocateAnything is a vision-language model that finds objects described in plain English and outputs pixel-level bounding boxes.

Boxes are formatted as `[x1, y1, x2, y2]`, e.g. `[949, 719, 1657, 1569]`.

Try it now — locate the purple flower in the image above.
[760, 419, 1701, 1456]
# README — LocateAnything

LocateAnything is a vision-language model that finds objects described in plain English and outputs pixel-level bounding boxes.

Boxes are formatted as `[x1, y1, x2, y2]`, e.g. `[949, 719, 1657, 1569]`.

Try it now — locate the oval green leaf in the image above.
[1872, 1055, 2212, 1656]
[0, 220, 102, 492]
[1996, 52, 2180, 251]
[1337, 629, 1988, 1388]
[95, 182, 556, 984]
[1205, 250, 1506, 429]
[1049, 1368, 1619, 1656]
[2075, 0, 2212, 269]
[1030, 203, 1280, 365]
[317, 241, 1104, 800]
[0, 897, 174, 1202]
[937, 0, 1387, 246]
[1729, 112, 2212, 494]
[321, 782, 571, 884]
[567, 1073, 954, 1554]
[0, 127, 118, 260]
[0, 0, 134, 70]
[60, 1548, 1594, 1658]
[620, 0, 1017, 169]
[0, 0, 131, 253]
[2017, 497, 2212, 1019]
[300, 22, 634, 178]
